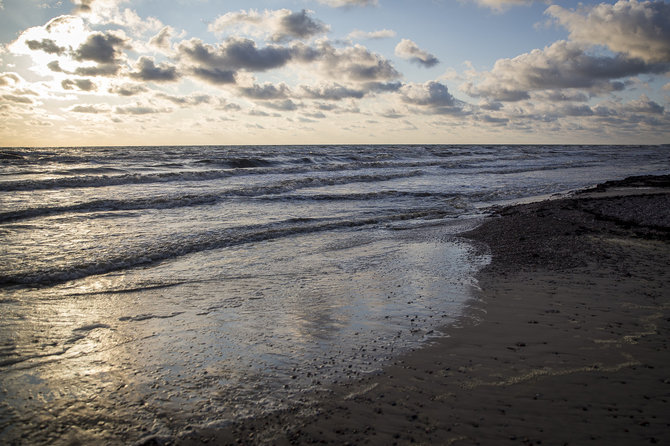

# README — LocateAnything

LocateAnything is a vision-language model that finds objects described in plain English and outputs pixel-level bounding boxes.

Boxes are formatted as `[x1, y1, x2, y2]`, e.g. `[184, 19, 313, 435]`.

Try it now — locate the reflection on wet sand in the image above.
[1, 225, 486, 444]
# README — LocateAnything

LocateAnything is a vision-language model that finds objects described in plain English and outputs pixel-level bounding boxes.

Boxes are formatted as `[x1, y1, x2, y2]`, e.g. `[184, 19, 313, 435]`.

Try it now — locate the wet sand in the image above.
[177, 175, 670, 446]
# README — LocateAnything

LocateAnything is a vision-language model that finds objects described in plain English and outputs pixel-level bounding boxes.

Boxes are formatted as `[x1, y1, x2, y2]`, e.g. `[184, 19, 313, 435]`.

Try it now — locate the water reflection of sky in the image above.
[0, 222, 487, 444]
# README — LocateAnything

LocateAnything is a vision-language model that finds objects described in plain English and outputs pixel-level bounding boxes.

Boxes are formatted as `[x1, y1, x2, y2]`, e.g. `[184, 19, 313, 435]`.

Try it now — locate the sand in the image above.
[176, 175, 670, 446]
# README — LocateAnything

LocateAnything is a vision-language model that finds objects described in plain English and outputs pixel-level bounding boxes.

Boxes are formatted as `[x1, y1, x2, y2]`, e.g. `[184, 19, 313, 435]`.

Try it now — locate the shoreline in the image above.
[177, 175, 670, 446]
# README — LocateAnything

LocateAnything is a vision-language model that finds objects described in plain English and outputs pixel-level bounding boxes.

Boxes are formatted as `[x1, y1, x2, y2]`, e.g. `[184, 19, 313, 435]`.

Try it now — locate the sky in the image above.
[0, 0, 669, 146]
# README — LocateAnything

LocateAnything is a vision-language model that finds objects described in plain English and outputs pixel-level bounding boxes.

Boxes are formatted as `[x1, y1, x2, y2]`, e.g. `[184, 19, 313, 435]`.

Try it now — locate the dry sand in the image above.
[177, 175, 670, 446]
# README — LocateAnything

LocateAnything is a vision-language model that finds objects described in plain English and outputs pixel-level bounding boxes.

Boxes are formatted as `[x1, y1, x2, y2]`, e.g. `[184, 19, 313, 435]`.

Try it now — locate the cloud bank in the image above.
[0, 0, 668, 145]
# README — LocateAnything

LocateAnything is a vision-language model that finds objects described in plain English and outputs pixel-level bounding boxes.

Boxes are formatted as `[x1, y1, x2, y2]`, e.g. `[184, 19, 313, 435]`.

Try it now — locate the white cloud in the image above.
[317, 0, 378, 7]
[395, 39, 439, 68]
[462, 40, 667, 102]
[399, 81, 465, 115]
[471, 0, 534, 12]
[546, 0, 670, 63]
[209, 9, 329, 42]
[311, 41, 401, 82]
[347, 29, 396, 40]
[67, 103, 110, 113]
[149, 26, 174, 51]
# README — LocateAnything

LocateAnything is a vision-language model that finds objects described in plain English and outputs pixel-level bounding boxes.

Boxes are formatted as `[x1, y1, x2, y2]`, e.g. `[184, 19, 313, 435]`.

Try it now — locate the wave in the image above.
[0, 171, 426, 222]
[0, 208, 453, 287]
[0, 154, 459, 191]
[0, 169, 235, 191]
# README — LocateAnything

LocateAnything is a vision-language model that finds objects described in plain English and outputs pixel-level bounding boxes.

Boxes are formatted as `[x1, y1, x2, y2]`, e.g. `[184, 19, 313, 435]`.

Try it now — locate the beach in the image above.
[178, 175, 670, 445]
[2, 147, 669, 445]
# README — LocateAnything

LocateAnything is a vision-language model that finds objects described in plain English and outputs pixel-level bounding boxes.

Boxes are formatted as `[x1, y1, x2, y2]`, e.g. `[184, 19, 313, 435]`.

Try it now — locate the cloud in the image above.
[61, 78, 97, 91]
[273, 9, 329, 42]
[396, 81, 468, 116]
[178, 37, 295, 76]
[155, 93, 212, 106]
[209, 9, 329, 43]
[108, 83, 148, 96]
[238, 82, 291, 100]
[2, 94, 35, 104]
[395, 39, 439, 68]
[546, 0, 670, 63]
[149, 26, 174, 50]
[348, 29, 396, 40]
[114, 103, 172, 115]
[47, 61, 64, 72]
[68, 104, 110, 113]
[299, 83, 366, 100]
[264, 99, 299, 111]
[178, 37, 399, 86]
[472, 0, 534, 12]
[317, 0, 378, 7]
[0, 73, 21, 87]
[313, 41, 401, 82]
[400, 81, 458, 109]
[625, 94, 665, 114]
[71, 0, 96, 13]
[74, 63, 121, 77]
[73, 31, 130, 64]
[129, 56, 179, 82]
[25, 38, 67, 55]
[462, 40, 668, 102]
[191, 68, 237, 85]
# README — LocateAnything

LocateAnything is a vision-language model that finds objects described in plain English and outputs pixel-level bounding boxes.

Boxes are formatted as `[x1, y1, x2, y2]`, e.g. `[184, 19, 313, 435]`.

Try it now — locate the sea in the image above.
[1, 144, 668, 444]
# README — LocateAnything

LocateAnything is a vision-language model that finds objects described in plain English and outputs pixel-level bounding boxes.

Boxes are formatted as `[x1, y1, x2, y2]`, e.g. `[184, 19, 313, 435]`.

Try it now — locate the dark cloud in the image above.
[74, 32, 130, 64]
[239, 83, 290, 100]
[540, 90, 590, 102]
[560, 104, 594, 117]
[547, 0, 670, 63]
[401, 81, 468, 116]
[479, 100, 504, 111]
[156, 93, 212, 106]
[71, 0, 95, 13]
[478, 114, 509, 125]
[115, 104, 172, 115]
[47, 61, 63, 72]
[178, 38, 294, 73]
[299, 83, 365, 100]
[401, 81, 456, 107]
[177, 37, 398, 87]
[62, 78, 96, 91]
[129, 57, 179, 82]
[191, 67, 236, 85]
[26, 39, 66, 55]
[109, 83, 148, 96]
[395, 39, 439, 68]
[625, 95, 665, 114]
[272, 9, 328, 42]
[74, 64, 121, 77]
[364, 81, 403, 93]
[463, 41, 669, 102]
[264, 99, 299, 111]
[314, 41, 400, 82]
[249, 109, 279, 117]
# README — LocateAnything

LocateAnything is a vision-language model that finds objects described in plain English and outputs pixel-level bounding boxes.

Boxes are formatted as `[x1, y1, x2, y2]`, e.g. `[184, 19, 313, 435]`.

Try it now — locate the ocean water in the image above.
[1, 144, 668, 444]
